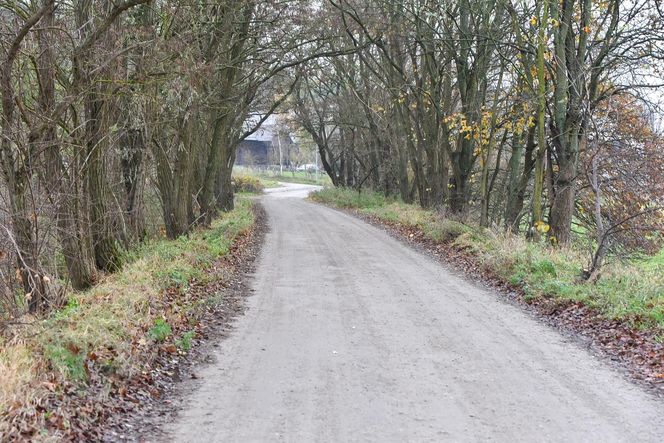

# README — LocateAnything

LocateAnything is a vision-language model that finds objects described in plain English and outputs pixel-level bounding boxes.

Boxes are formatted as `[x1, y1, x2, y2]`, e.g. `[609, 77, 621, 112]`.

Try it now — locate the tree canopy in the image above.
[1, 0, 662, 315]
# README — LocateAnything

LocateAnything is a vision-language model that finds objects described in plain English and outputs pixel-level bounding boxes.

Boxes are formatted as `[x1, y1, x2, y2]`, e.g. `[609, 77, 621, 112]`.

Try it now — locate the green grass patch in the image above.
[233, 166, 331, 186]
[264, 172, 331, 186]
[310, 186, 392, 209]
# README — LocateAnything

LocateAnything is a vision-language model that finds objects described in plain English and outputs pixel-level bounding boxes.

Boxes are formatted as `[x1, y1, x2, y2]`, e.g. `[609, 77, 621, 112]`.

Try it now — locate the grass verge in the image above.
[233, 167, 331, 187]
[263, 172, 330, 186]
[0, 198, 256, 439]
[310, 187, 664, 333]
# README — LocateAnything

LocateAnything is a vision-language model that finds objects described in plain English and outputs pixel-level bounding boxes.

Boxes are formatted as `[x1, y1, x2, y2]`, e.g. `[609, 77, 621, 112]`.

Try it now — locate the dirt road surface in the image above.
[162, 183, 663, 442]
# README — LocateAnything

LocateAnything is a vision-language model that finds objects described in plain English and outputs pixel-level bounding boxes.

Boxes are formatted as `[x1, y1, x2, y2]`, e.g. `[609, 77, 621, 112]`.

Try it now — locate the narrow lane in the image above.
[163, 183, 663, 442]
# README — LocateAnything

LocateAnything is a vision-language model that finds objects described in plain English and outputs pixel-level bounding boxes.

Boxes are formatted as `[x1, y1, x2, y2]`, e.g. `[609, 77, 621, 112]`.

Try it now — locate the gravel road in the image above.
[162, 182, 663, 442]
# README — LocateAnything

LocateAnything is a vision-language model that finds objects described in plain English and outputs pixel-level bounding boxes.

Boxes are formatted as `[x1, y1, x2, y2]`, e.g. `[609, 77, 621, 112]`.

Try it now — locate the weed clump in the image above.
[148, 318, 172, 342]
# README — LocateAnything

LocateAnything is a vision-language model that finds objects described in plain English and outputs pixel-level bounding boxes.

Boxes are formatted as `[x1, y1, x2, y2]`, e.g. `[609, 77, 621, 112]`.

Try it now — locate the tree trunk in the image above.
[152, 107, 196, 239]
[199, 115, 224, 225]
[550, 146, 579, 245]
[548, 0, 590, 245]
[448, 169, 469, 214]
[505, 125, 536, 232]
[85, 90, 122, 272]
[120, 128, 146, 242]
[584, 153, 609, 279]
[397, 144, 411, 203]
[37, 0, 96, 291]
[77, 0, 122, 272]
[531, 0, 549, 236]
[0, 5, 49, 312]
[215, 143, 236, 212]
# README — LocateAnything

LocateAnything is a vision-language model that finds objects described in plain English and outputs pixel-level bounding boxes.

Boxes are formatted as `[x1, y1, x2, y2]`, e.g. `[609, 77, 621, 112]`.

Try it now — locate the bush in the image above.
[232, 175, 264, 194]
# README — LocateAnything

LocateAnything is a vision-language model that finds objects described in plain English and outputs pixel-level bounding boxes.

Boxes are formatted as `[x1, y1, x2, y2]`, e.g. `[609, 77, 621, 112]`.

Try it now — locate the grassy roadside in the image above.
[0, 198, 256, 438]
[263, 172, 330, 186]
[233, 167, 331, 187]
[310, 187, 664, 334]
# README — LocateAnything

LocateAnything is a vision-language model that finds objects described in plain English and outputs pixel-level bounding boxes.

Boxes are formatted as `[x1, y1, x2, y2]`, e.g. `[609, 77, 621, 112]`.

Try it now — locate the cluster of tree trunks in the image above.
[0, 0, 308, 314]
[1, 0, 662, 314]
[294, 0, 663, 262]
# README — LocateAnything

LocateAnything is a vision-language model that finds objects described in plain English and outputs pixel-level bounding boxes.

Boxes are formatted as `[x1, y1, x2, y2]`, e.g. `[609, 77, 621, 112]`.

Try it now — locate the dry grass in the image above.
[0, 342, 38, 411]
[0, 199, 255, 417]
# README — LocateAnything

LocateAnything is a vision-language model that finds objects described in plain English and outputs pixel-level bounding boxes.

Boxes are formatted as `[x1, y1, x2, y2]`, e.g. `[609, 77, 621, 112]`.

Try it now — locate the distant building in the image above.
[236, 115, 297, 168]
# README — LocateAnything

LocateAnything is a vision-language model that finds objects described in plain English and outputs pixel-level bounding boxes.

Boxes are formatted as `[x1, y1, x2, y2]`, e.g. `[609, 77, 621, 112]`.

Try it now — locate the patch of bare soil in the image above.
[342, 208, 664, 396]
